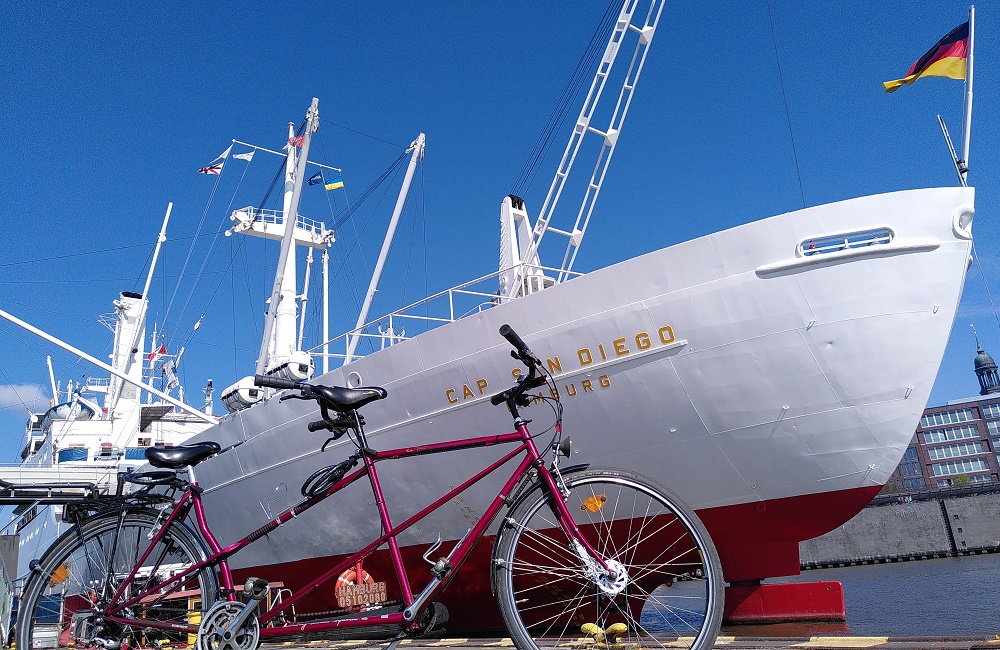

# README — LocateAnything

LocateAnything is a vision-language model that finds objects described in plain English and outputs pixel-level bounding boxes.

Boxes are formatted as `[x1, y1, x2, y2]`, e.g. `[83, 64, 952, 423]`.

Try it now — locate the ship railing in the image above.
[231, 206, 328, 237]
[309, 262, 582, 364]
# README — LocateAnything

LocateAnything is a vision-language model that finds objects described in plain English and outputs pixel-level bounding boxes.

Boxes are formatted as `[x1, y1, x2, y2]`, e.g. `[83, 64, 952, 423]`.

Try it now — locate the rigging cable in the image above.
[131, 246, 157, 295]
[231, 236, 239, 379]
[765, 0, 806, 209]
[400, 182, 419, 309]
[971, 240, 1000, 335]
[315, 128, 366, 316]
[161, 166, 226, 334]
[180, 140, 408, 360]
[319, 118, 407, 149]
[510, 0, 625, 198]
[326, 160, 407, 280]
[0, 236, 216, 269]
[420, 161, 429, 327]
[332, 152, 409, 230]
[325, 160, 410, 358]
[171, 121, 305, 355]
[168, 152, 255, 347]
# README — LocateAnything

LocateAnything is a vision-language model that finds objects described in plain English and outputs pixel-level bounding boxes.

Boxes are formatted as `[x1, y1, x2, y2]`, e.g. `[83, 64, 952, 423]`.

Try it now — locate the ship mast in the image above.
[345, 133, 425, 364]
[107, 203, 173, 418]
[255, 99, 320, 376]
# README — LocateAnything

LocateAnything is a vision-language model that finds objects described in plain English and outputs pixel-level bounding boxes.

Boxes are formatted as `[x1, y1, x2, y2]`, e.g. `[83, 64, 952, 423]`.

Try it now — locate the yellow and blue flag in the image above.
[325, 175, 345, 191]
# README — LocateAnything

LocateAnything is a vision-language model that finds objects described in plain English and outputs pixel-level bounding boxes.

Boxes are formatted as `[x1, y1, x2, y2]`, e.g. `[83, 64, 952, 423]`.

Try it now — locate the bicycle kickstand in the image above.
[385, 630, 407, 650]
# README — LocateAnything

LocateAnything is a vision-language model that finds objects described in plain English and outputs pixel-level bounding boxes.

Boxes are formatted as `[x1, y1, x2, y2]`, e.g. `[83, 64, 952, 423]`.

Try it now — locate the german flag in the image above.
[884, 22, 969, 93]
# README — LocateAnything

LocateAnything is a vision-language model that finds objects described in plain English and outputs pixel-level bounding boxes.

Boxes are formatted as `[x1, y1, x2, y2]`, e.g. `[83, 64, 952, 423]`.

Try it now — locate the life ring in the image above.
[336, 567, 374, 609]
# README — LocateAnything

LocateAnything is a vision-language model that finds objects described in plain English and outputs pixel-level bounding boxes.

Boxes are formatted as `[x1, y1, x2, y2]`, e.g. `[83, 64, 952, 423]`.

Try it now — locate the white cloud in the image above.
[0, 384, 49, 411]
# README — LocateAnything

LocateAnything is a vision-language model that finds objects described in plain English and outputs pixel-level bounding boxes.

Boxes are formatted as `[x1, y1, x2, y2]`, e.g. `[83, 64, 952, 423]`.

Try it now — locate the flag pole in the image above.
[960, 5, 975, 183]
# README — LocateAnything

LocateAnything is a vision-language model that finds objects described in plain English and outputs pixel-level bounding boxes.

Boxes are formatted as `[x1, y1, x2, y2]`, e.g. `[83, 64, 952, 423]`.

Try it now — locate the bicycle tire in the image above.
[494, 467, 724, 650]
[17, 508, 218, 650]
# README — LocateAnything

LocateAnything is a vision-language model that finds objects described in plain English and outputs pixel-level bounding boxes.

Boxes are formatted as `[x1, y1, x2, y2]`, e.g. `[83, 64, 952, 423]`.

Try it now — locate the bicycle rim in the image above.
[495, 468, 723, 650]
[18, 509, 217, 650]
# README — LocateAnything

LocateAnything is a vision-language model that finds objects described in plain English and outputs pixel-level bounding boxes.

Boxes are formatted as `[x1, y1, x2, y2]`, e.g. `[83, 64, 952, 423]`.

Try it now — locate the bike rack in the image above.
[0, 480, 105, 505]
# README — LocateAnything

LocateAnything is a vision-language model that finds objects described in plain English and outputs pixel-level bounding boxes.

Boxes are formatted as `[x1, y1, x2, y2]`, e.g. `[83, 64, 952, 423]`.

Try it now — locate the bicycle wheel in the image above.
[17, 508, 218, 650]
[494, 467, 723, 650]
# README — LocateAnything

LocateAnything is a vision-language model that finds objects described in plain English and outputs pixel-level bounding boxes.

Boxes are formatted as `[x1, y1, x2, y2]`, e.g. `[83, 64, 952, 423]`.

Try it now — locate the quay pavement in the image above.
[262, 636, 1000, 650]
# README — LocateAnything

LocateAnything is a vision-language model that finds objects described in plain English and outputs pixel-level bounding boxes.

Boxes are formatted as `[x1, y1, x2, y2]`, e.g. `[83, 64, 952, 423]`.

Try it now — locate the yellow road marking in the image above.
[423, 640, 470, 647]
[791, 637, 889, 648]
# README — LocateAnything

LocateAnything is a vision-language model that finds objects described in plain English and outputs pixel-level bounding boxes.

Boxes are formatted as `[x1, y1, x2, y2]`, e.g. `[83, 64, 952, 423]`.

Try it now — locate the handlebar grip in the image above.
[490, 392, 508, 406]
[499, 324, 528, 353]
[308, 420, 332, 432]
[254, 374, 300, 390]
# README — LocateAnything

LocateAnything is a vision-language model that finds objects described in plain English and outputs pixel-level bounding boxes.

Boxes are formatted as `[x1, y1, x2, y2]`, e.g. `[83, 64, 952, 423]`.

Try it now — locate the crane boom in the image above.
[507, 0, 666, 297]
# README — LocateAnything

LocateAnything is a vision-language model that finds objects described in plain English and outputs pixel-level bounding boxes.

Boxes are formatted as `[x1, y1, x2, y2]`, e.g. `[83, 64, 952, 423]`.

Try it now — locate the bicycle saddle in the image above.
[146, 441, 222, 469]
[312, 385, 387, 411]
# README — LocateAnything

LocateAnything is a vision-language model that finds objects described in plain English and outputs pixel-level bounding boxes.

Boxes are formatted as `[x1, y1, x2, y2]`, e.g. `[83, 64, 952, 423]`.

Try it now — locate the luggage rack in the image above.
[0, 479, 105, 506]
[0, 476, 174, 520]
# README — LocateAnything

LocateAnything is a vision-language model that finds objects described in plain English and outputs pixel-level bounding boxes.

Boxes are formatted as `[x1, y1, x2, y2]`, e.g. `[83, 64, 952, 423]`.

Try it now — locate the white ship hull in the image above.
[177, 187, 971, 626]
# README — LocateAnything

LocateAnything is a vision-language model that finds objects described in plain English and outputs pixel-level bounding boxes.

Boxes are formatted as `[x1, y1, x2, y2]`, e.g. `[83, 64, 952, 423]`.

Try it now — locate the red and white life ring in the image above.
[336, 567, 374, 609]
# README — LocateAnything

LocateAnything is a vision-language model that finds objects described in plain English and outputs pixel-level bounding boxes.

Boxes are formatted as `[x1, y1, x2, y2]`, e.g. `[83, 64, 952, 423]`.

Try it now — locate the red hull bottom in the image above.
[723, 582, 846, 624]
[232, 485, 878, 632]
[697, 484, 882, 582]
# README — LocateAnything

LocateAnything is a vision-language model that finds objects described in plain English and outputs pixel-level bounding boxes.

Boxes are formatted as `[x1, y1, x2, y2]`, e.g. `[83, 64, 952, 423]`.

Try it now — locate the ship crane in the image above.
[502, 0, 666, 299]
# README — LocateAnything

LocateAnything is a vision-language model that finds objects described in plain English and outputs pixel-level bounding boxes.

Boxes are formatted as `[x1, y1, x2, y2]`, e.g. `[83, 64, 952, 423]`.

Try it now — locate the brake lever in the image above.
[321, 430, 348, 452]
[279, 393, 312, 402]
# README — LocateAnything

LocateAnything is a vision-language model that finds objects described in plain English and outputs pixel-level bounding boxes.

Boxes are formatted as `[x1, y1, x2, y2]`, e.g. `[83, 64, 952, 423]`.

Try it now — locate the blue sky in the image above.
[1, 1, 997, 462]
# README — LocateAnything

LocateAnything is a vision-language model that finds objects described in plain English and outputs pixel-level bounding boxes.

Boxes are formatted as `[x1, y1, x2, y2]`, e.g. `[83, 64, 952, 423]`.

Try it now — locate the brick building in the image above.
[886, 336, 1000, 494]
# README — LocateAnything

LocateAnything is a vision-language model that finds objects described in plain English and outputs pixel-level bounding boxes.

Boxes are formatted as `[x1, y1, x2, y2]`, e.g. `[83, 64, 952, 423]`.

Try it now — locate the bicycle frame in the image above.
[103, 421, 605, 638]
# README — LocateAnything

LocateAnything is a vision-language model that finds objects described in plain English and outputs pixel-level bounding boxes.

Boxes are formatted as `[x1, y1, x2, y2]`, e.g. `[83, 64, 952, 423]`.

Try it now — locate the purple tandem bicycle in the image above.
[17, 325, 723, 650]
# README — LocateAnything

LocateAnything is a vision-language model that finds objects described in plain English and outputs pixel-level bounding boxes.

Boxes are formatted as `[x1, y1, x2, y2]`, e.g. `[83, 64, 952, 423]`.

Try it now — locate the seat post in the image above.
[187, 465, 198, 485]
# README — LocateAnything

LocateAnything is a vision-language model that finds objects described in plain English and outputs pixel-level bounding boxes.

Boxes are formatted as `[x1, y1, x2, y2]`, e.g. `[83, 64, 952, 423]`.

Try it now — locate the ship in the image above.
[6, 207, 218, 588]
[1, 0, 977, 633]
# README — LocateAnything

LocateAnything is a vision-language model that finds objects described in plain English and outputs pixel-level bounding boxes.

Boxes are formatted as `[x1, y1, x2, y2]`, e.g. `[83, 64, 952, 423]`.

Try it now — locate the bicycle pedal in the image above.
[244, 576, 270, 600]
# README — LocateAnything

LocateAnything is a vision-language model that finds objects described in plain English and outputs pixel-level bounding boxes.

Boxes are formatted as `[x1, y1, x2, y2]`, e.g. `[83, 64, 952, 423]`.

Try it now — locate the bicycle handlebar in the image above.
[499, 323, 529, 356]
[491, 324, 548, 409]
[254, 374, 300, 390]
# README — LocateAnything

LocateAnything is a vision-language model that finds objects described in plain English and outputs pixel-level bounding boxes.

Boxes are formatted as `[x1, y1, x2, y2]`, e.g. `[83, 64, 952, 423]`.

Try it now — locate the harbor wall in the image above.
[799, 492, 1000, 569]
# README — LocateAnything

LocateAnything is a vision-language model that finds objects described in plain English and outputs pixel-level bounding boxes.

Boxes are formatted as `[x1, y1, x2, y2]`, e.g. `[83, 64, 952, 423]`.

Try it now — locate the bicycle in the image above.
[16, 325, 723, 650]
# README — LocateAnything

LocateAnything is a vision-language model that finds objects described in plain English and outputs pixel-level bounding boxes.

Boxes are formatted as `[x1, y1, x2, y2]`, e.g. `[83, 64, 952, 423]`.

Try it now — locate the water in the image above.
[722, 554, 1000, 637]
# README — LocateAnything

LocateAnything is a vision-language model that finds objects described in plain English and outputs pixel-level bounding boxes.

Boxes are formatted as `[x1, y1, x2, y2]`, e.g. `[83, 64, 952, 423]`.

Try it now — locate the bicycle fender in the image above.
[27, 507, 160, 576]
[489, 463, 590, 596]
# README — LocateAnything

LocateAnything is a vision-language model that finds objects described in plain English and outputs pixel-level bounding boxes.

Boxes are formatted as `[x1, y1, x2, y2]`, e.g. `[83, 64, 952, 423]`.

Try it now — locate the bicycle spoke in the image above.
[19, 510, 216, 650]
[497, 470, 722, 650]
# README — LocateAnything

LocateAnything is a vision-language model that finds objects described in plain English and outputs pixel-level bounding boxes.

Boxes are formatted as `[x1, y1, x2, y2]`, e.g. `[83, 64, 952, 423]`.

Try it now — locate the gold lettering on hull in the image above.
[444, 324, 677, 404]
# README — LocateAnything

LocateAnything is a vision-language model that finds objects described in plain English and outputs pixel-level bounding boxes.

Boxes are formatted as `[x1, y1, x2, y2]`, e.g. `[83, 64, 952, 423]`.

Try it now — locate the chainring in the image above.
[196, 601, 260, 650]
